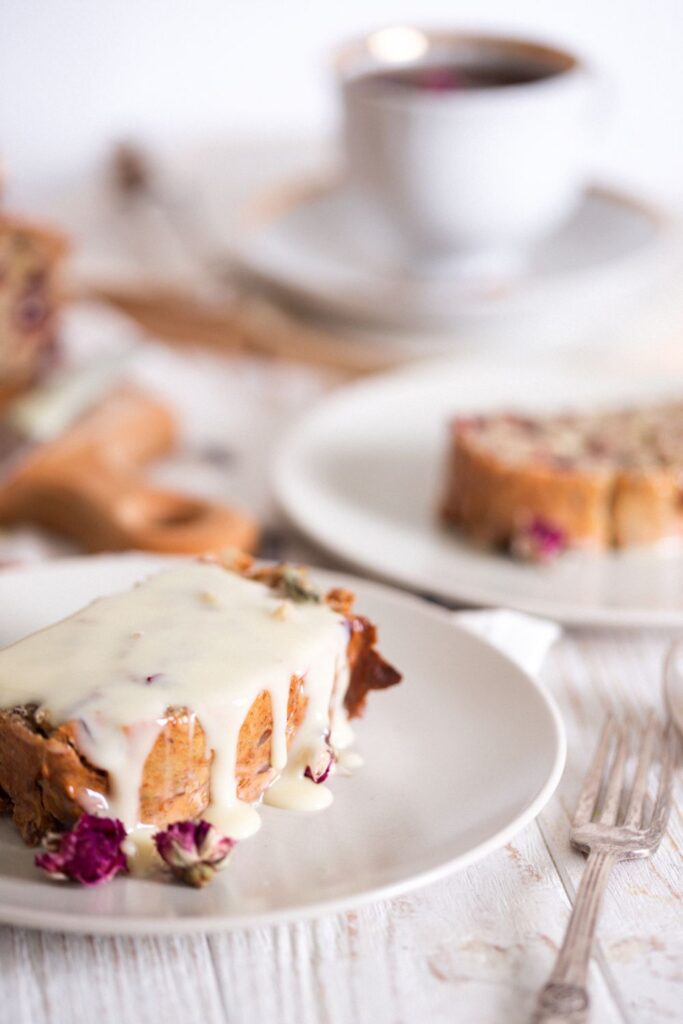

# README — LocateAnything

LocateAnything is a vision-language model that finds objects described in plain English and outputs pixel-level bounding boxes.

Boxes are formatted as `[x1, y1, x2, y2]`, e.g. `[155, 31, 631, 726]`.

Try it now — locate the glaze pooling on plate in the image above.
[0, 563, 351, 839]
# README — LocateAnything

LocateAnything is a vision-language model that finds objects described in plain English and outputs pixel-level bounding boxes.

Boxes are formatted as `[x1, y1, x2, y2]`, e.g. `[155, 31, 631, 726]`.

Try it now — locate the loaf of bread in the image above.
[0, 213, 67, 404]
[441, 404, 683, 559]
[0, 558, 401, 845]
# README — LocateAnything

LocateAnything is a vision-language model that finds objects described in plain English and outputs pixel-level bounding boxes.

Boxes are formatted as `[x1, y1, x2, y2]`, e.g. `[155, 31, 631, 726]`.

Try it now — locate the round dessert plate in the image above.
[664, 641, 683, 740]
[234, 180, 674, 334]
[274, 352, 683, 627]
[0, 554, 564, 935]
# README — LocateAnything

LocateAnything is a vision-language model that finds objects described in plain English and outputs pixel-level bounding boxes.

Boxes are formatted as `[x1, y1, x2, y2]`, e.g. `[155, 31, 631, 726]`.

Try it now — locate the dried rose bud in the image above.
[153, 820, 235, 888]
[35, 815, 128, 886]
[304, 746, 335, 784]
[510, 517, 567, 564]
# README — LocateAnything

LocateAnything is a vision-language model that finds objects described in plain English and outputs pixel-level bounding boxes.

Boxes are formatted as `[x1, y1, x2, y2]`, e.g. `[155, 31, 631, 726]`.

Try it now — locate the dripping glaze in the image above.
[0, 564, 353, 845]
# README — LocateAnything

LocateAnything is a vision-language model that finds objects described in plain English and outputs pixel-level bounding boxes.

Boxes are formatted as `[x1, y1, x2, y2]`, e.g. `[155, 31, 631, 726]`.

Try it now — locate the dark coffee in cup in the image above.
[351, 58, 562, 93]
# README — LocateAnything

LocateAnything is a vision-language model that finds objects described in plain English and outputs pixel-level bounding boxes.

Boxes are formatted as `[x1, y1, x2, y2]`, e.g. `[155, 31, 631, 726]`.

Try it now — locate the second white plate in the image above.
[274, 354, 683, 627]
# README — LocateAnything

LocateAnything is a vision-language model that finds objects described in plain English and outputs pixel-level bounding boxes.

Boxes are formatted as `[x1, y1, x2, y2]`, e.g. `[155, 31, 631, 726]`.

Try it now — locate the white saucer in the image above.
[0, 554, 565, 935]
[274, 352, 683, 628]
[235, 180, 676, 334]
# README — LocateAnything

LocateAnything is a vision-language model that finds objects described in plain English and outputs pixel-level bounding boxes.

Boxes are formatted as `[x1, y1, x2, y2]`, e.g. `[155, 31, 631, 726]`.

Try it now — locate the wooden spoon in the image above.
[0, 386, 260, 555]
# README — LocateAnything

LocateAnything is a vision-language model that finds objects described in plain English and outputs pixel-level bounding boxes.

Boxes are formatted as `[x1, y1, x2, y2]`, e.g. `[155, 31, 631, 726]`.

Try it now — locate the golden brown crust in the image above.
[442, 419, 683, 550]
[0, 213, 68, 253]
[0, 213, 68, 396]
[0, 712, 103, 843]
[344, 615, 402, 718]
[442, 428, 611, 547]
[611, 469, 682, 547]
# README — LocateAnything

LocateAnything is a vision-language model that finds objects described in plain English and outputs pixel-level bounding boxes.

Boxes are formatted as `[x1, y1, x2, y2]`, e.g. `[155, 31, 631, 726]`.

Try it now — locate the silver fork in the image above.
[532, 714, 678, 1024]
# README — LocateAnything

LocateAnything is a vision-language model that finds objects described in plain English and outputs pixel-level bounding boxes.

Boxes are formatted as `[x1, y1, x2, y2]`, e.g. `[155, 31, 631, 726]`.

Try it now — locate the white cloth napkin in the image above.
[453, 608, 561, 677]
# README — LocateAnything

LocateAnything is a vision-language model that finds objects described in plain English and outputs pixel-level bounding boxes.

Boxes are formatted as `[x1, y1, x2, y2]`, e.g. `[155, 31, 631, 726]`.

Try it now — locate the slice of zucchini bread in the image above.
[442, 403, 683, 559]
[0, 213, 67, 404]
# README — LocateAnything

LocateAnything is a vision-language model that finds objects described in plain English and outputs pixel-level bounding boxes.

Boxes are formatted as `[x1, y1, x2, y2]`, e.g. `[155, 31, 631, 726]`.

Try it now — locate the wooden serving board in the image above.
[0, 386, 260, 555]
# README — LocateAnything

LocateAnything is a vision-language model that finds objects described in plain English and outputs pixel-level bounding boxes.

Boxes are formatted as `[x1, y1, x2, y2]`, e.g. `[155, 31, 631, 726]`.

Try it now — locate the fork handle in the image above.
[532, 849, 616, 1024]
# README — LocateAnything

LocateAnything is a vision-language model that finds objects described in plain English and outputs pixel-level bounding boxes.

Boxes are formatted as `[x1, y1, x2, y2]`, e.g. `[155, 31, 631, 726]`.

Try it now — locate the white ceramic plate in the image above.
[235, 181, 675, 335]
[0, 554, 564, 935]
[664, 642, 683, 739]
[274, 354, 683, 628]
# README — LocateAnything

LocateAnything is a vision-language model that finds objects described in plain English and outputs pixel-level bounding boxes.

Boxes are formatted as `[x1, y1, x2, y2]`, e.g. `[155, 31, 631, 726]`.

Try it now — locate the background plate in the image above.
[274, 353, 683, 627]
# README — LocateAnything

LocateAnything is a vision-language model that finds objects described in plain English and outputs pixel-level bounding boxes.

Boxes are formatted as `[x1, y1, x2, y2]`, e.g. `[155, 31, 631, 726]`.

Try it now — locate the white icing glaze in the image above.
[264, 774, 334, 811]
[0, 564, 353, 837]
[122, 825, 159, 876]
[337, 749, 364, 772]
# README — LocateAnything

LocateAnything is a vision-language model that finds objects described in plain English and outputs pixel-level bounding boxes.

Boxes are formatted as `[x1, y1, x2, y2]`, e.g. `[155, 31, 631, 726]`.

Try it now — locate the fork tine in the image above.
[600, 720, 628, 825]
[573, 715, 616, 827]
[646, 721, 679, 849]
[623, 711, 657, 828]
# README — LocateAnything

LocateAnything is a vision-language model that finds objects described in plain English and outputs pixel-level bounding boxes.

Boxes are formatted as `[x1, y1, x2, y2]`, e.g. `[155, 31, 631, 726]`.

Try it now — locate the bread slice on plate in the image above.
[0, 557, 401, 852]
[442, 403, 683, 560]
[0, 212, 67, 405]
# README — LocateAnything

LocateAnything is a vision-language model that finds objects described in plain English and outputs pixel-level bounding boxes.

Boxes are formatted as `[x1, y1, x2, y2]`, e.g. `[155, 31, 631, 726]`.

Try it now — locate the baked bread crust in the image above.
[0, 564, 401, 844]
[442, 407, 683, 554]
[0, 213, 68, 403]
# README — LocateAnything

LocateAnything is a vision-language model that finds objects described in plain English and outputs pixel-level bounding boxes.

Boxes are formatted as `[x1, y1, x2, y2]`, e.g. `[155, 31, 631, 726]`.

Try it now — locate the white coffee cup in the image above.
[337, 28, 596, 275]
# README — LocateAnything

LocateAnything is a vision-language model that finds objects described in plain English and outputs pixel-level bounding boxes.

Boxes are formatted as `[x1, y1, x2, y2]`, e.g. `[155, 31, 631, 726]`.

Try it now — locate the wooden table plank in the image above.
[540, 631, 683, 1024]
[206, 825, 623, 1024]
[0, 929, 227, 1024]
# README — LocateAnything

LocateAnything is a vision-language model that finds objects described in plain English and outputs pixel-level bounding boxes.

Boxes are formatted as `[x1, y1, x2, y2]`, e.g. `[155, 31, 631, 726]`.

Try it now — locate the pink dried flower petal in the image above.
[35, 815, 128, 886]
[511, 517, 567, 564]
[154, 820, 235, 887]
[304, 747, 335, 784]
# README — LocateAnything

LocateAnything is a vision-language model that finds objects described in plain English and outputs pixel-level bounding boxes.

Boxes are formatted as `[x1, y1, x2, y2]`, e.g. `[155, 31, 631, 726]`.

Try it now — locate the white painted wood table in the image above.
[0, 335, 681, 1024]
[1, 630, 680, 1024]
